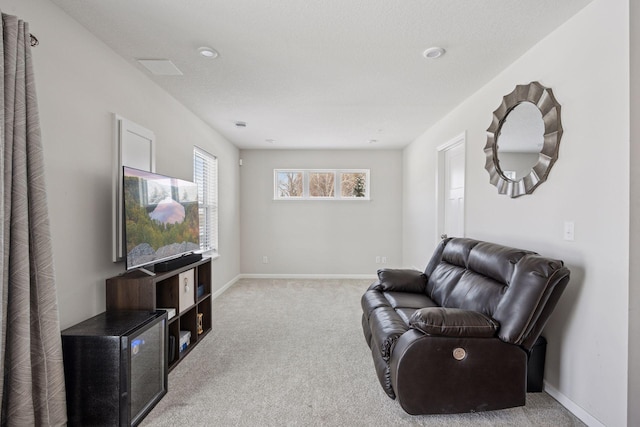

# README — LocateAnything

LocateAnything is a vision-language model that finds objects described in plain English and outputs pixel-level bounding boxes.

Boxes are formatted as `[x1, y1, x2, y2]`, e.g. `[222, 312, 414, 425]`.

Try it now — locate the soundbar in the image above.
[154, 253, 203, 272]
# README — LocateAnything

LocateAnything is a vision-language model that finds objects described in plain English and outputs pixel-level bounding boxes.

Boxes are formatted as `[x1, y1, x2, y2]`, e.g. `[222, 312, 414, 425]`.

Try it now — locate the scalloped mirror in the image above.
[484, 81, 563, 198]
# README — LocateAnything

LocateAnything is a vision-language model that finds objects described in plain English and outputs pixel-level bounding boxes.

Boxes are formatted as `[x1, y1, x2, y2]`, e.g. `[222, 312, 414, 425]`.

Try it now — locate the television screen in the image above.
[123, 167, 200, 270]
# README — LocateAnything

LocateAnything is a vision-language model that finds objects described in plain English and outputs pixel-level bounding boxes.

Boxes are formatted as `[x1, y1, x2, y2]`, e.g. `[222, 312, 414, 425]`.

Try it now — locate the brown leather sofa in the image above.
[361, 237, 570, 414]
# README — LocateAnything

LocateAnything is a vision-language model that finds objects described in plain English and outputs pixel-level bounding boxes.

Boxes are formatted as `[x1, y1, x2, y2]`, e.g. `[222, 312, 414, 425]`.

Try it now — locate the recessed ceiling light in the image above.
[423, 47, 446, 59]
[266, 139, 275, 144]
[368, 139, 377, 144]
[198, 47, 219, 58]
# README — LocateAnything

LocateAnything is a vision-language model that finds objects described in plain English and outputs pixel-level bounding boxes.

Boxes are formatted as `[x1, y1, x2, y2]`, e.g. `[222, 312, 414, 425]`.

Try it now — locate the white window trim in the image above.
[194, 147, 218, 254]
[274, 169, 370, 200]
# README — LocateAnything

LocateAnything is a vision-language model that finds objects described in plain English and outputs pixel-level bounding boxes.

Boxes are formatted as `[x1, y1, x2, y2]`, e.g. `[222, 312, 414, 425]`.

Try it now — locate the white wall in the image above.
[0, 0, 241, 329]
[240, 150, 402, 275]
[628, 0, 640, 424]
[403, 0, 629, 425]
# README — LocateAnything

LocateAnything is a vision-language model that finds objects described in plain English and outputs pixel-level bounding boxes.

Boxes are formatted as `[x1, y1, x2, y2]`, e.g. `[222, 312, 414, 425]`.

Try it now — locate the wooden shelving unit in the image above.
[106, 257, 212, 371]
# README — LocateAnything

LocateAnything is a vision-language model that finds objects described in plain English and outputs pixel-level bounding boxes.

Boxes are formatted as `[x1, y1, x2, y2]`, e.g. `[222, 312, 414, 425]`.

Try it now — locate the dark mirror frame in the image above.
[484, 81, 563, 198]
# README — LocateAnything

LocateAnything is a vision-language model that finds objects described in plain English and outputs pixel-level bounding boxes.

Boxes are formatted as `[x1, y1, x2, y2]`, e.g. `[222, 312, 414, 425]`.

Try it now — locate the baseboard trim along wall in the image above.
[212, 274, 241, 300]
[543, 381, 605, 427]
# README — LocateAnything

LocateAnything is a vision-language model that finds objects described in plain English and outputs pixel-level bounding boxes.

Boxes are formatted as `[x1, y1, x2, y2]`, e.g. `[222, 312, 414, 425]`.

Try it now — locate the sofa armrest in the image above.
[409, 307, 499, 338]
[375, 268, 427, 293]
[390, 330, 526, 414]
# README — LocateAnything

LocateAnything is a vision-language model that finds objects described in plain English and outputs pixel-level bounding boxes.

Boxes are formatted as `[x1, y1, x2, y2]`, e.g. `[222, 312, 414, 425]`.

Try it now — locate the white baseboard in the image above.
[211, 274, 241, 300]
[543, 381, 605, 427]
[238, 273, 377, 280]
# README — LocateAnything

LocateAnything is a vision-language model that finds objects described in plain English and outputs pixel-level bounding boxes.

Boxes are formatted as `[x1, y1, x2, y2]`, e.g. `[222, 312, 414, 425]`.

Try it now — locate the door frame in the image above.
[435, 132, 466, 245]
[112, 115, 156, 262]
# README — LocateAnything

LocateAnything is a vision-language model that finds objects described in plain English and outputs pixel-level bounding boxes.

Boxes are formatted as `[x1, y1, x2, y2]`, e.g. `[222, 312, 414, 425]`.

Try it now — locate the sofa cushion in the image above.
[369, 306, 410, 362]
[467, 241, 534, 284]
[444, 270, 504, 316]
[427, 263, 466, 306]
[383, 292, 436, 310]
[361, 289, 392, 318]
[409, 307, 499, 337]
[362, 314, 373, 348]
[376, 268, 427, 293]
[372, 345, 396, 399]
[440, 238, 478, 268]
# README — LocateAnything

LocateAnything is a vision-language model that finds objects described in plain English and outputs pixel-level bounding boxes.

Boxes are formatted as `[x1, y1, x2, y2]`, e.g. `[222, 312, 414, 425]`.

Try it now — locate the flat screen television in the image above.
[123, 166, 200, 270]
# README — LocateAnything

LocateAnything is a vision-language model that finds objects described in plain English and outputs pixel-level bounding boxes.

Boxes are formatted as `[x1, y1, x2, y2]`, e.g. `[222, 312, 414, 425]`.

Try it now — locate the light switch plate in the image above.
[563, 221, 575, 241]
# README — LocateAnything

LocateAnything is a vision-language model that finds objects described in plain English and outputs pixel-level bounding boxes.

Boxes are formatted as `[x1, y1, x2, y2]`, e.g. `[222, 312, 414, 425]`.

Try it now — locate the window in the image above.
[274, 169, 369, 200]
[340, 172, 368, 198]
[275, 171, 303, 198]
[309, 172, 335, 198]
[193, 147, 218, 252]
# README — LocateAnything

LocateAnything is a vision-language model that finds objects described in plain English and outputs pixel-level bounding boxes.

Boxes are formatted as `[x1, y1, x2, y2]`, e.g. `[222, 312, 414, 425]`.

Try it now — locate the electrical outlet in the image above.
[262, 256, 269, 264]
[381, 256, 387, 264]
[375, 256, 381, 264]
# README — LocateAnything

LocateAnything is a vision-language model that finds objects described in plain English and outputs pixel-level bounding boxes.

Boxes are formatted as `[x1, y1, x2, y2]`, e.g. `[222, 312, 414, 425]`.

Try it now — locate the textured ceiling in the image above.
[50, 0, 592, 150]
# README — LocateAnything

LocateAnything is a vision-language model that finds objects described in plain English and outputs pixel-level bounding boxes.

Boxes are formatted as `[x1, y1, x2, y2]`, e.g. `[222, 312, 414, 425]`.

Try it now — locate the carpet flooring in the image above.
[140, 278, 584, 426]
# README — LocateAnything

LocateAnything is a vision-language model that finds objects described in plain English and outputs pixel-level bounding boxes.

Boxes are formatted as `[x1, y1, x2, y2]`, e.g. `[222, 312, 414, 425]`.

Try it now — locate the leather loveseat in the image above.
[361, 237, 570, 415]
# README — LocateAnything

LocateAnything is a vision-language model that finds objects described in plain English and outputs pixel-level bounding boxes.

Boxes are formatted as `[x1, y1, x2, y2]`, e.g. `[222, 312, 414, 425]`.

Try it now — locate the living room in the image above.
[0, 0, 637, 426]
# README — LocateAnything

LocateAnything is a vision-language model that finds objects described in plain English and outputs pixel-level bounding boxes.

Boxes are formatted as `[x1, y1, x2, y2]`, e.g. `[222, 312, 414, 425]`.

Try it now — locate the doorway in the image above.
[436, 133, 466, 243]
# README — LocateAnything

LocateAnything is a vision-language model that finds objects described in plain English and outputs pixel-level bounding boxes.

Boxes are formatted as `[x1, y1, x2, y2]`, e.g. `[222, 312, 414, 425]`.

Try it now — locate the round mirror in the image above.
[496, 102, 544, 181]
[484, 81, 563, 198]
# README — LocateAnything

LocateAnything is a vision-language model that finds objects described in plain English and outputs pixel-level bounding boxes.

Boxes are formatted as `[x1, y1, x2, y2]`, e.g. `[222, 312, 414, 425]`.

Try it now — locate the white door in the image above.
[437, 134, 465, 241]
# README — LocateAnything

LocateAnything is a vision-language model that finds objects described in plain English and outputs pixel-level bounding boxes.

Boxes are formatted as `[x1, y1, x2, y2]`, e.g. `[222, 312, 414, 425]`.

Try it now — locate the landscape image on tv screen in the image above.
[123, 167, 200, 270]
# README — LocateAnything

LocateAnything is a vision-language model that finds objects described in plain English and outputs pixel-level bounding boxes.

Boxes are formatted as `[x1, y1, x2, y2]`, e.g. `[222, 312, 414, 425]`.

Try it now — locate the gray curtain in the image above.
[0, 12, 67, 426]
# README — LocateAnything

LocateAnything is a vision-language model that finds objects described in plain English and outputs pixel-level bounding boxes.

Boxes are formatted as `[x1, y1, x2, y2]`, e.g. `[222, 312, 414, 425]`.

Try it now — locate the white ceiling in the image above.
[50, 0, 592, 150]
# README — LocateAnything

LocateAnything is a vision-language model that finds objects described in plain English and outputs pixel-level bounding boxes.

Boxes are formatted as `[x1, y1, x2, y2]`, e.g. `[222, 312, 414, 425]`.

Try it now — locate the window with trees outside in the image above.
[194, 147, 218, 252]
[274, 169, 369, 200]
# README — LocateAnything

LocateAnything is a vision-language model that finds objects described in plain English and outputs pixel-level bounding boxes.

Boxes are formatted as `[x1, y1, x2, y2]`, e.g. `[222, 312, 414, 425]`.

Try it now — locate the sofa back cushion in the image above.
[425, 238, 569, 346]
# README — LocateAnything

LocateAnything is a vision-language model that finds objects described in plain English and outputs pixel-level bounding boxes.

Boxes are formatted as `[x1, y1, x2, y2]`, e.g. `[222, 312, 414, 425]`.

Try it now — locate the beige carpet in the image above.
[141, 278, 584, 426]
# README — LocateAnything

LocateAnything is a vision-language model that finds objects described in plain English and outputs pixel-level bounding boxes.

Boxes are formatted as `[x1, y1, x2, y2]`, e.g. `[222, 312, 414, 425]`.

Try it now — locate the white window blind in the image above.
[193, 147, 218, 253]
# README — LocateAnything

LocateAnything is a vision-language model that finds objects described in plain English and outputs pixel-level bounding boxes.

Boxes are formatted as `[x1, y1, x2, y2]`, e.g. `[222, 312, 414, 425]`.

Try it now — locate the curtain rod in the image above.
[30, 33, 38, 47]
